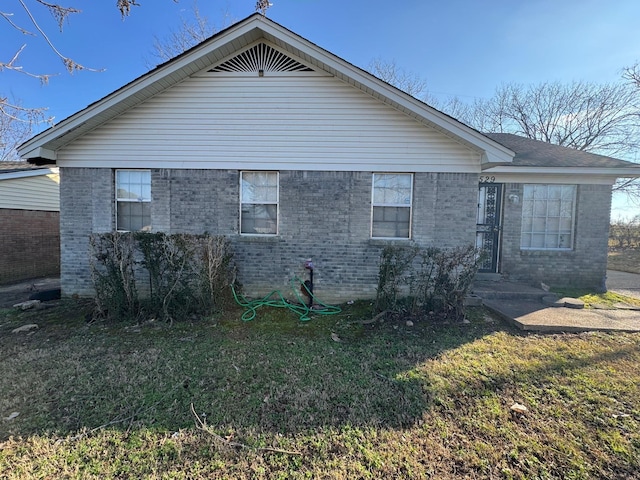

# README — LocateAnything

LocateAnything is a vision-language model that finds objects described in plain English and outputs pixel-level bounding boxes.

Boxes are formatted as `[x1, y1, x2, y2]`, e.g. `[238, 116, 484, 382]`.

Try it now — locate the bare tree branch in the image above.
[455, 81, 640, 159]
[0, 44, 53, 84]
[148, 1, 234, 66]
[18, 0, 102, 74]
[623, 62, 640, 89]
[0, 97, 52, 161]
[368, 58, 429, 100]
[1, 10, 35, 35]
[33, 0, 81, 31]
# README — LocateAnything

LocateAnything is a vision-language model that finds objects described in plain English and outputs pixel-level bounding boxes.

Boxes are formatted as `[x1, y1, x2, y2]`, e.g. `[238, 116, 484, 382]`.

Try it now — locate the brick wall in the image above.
[0, 208, 60, 284]
[60, 168, 478, 302]
[59, 168, 113, 296]
[500, 183, 612, 291]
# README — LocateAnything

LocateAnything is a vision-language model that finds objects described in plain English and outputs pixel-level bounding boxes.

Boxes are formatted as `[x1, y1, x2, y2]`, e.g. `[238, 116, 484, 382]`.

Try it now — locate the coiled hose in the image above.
[231, 277, 342, 322]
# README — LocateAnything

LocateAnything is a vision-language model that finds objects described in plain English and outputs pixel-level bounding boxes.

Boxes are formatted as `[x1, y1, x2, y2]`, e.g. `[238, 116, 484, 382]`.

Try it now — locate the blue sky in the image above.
[3, 0, 640, 218]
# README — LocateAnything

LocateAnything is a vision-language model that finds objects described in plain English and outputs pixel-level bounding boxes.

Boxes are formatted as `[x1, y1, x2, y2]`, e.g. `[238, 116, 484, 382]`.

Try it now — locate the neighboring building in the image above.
[17, 14, 640, 301]
[0, 162, 60, 284]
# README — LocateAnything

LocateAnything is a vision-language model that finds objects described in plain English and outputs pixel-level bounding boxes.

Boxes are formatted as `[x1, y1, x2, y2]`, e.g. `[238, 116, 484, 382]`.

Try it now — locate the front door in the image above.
[476, 184, 503, 273]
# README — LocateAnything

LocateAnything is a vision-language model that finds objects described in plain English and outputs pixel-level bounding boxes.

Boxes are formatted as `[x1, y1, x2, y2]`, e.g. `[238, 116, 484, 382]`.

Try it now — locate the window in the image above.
[372, 173, 413, 238]
[116, 170, 151, 232]
[521, 184, 576, 250]
[240, 171, 278, 235]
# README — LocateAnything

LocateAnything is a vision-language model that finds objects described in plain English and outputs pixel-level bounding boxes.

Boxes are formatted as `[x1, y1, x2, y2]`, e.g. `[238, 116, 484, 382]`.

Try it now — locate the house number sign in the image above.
[479, 175, 496, 183]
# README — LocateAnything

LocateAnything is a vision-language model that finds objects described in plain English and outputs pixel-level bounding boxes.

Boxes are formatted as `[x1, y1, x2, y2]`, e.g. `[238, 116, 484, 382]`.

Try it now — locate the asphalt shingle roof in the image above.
[0, 161, 48, 174]
[484, 133, 639, 169]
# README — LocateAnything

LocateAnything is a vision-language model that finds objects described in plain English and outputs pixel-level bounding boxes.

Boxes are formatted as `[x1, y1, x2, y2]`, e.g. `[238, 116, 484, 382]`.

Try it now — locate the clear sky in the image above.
[3, 0, 639, 218]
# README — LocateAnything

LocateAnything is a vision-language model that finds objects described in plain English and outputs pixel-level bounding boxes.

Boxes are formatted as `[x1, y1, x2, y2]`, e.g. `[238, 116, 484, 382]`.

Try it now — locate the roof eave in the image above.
[484, 165, 640, 177]
[18, 15, 268, 158]
[0, 167, 59, 180]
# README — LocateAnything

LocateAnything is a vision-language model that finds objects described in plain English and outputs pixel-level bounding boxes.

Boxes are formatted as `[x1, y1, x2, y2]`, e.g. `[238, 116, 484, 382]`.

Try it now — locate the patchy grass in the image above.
[608, 248, 640, 274]
[1, 300, 640, 479]
[552, 288, 640, 308]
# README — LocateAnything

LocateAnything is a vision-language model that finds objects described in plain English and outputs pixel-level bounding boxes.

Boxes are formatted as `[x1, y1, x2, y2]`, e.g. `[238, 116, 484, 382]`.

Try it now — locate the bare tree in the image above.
[609, 214, 640, 249]
[1, 1, 178, 154]
[368, 58, 430, 100]
[0, 97, 51, 161]
[452, 81, 640, 198]
[623, 62, 640, 89]
[366, 59, 640, 200]
[457, 81, 640, 158]
[148, 2, 232, 66]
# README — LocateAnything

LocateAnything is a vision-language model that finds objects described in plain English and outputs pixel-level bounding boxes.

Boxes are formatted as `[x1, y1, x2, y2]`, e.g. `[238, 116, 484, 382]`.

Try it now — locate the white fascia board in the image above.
[0, 167, 59, 181]
[20, 146, 57, 160]
[55, 159, 480, 173]
[482, 172, 616, 185]
[484, 165, 640, 177]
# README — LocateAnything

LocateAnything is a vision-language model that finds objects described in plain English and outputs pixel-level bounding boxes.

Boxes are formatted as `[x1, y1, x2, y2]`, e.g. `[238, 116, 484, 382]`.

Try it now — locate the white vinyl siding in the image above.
[521, 184, 576, 250]
[371, 173, 413, 239]
[0, 172, 60, 211]
[240, 171, 278, 235]
[56, 75, 479, 172]
[115, 170, 151, 232]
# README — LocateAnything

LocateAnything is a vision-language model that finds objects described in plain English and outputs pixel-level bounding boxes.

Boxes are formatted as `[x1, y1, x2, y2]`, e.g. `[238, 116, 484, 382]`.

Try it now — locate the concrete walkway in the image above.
[0, 277, 60, 308]
[607, 270, 640, 301]
[473, 273, 640, 333]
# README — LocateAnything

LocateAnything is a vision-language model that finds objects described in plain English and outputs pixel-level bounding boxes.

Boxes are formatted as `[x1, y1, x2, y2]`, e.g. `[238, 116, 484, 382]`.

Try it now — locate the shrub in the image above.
[90, 232, 139, 321]
[90, 232, 236, 322]
[375, 244, 483, 320]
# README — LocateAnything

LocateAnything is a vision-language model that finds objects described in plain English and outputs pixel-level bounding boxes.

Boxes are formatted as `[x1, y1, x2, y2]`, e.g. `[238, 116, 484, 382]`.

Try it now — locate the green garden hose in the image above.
[231, 277, 341, 322]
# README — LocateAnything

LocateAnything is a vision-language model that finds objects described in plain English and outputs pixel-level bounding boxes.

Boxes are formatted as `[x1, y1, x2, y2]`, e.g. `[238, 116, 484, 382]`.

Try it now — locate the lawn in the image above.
[1, 300, 639, 479]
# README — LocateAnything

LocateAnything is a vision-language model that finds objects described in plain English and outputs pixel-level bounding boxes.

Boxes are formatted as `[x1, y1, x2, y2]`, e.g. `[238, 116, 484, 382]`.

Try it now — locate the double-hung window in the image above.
[371, 173, 413, 239]
[115, 170, 151, 232]
[240, 171, 278, 235]
[521, 184, 576, 250]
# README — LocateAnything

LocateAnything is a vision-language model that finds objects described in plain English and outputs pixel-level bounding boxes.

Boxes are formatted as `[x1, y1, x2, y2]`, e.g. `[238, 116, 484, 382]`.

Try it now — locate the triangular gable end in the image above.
[209, 42, 314, 73]
[17, 13, 514, 167]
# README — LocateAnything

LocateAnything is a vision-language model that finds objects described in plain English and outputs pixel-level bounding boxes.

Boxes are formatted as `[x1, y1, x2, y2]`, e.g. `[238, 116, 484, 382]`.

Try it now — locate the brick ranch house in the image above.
[17, 14, 640, 302]
[0, 162, 60, 284]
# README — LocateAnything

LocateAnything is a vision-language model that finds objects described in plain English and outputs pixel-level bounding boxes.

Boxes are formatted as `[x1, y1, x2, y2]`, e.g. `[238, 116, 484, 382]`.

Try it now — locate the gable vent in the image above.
[210, 43, 313, 73]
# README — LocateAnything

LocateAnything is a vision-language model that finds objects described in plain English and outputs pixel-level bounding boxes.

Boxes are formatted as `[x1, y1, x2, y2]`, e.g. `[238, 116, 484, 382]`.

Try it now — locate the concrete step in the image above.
[471, 280, 550, 301]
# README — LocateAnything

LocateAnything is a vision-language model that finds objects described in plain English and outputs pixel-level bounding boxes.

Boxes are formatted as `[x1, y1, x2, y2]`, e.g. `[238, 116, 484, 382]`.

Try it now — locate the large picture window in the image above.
[372, 173, 413, 239]
[240, 171, 278, 235]
[116, 170, 151, 232]
[521, 184, 576, 250]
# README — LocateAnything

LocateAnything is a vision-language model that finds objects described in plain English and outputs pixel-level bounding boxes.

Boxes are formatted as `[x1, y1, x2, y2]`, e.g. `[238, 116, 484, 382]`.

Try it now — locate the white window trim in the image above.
[240, 171, 279, 236]
[115, 169, 151, 232]
[371, 173, 413, 240]
[520, 184, 576, 251]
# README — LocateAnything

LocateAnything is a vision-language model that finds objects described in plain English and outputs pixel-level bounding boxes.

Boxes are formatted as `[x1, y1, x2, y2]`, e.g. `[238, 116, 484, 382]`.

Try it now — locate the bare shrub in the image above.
[375, 245, 483, 321]
[90, 232, 236, 322]
[90, 232, 138, 321]
[609, 215, 640, 250]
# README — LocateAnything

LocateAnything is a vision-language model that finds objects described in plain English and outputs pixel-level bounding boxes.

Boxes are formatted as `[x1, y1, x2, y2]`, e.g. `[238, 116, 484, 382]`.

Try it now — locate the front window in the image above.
[371, 173, 413, 239]
[115, 170, 151, 231]
[521, 184, 576, 250]
[240, 171, 278, 235]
